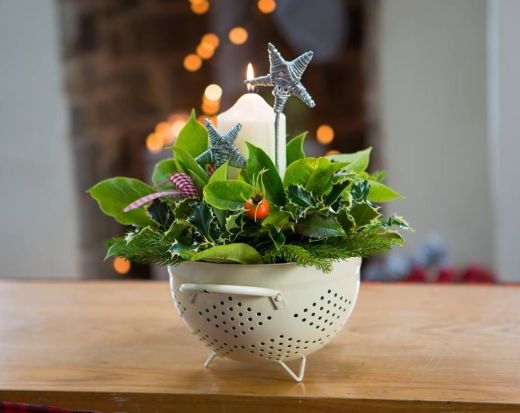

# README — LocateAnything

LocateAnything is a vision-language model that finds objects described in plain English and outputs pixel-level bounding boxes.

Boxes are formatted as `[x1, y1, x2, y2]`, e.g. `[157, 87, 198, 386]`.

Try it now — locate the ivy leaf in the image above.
[203, 180, 255, 210]
[88, 178, 156, 227]
[152, 159, 178, 186]
[367, 180, 403, 203]
[246, 143, 286, 206]
[286, 132, 307, 166]
[147, 200, 171, 229]
[350, 203, 380, 227]
[173, 147, 209, 190]
[190, 243, 263, 264]
[295, 214, 346, 240]
[328, 147, 372, 173]
[174, 110, 208, 157]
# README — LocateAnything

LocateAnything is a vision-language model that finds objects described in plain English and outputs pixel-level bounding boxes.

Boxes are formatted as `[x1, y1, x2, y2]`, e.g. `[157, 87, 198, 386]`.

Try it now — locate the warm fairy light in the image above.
[229, 27, 248, 45]
[201, 96, 220, 115]
[155, 122, 170, 135]
[201, 33, 220, 49]
[326, 149, 340, 155]
[190, 0, 209, 14]
[183, 54, 202, 72]
[113, 257, 131, 275]
[257, 0, 276, 14]
[171, 119, 186, 137]
[316, 124, 335, 144]
[246, 63, 255, 92]
[204, 84, 223, 101]
[196, 42, 214, 60]
[146, 132, 164, 153]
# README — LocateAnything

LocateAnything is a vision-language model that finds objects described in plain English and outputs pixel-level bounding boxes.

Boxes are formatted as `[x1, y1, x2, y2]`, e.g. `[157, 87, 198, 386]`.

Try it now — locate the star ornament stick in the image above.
[244, 43, 315, 113]
[196, 119, 247, 169]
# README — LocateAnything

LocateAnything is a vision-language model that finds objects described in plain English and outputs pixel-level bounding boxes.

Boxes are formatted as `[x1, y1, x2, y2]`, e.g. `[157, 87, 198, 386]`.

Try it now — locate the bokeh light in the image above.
[190, 0, 209, 15]
[229, 27, 249, 45]
[201, 33, 220, 49]
[204, 84, 223, 101]
[113, 257, 131, 275]
[316, 124, 335, 145]
[183, 54, 202, 72]
[201, 97, 220, 115]
[257, 0, 276, 14]
[196, 43, 214, 60]
[146, 132, 164, 153]
[326, 149, 340, 155]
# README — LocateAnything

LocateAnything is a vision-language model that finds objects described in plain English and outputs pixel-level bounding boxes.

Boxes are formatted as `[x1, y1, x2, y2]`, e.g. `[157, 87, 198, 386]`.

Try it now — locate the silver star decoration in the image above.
[244, 43, 315, 113]
[196, 119, 246, 169]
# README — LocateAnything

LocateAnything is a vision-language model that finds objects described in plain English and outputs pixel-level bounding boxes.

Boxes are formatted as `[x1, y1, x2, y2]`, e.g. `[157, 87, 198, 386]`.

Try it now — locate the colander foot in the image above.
[203, 351, 217, 369]
[277, 354, 306, 382]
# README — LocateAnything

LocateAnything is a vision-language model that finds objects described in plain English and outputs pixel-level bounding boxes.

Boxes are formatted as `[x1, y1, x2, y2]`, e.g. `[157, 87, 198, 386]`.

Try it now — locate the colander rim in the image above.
[168, 257, 361, 270]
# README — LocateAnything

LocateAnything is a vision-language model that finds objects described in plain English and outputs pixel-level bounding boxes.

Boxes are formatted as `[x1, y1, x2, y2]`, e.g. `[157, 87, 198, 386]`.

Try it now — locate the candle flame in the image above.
[246, 63, 255, 92]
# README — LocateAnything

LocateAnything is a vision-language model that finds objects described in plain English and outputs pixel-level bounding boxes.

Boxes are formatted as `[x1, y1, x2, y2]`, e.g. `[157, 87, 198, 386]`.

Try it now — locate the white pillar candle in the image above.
[217, 65, 287, 177]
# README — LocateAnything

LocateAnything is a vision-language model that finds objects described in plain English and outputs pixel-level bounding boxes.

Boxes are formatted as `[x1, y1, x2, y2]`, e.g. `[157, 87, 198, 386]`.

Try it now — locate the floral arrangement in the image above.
[89, 112, 409, 273]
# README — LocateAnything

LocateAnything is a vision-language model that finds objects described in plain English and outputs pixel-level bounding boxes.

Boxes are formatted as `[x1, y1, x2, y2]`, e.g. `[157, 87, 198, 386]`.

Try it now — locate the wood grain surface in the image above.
[0, 281, 519, 412]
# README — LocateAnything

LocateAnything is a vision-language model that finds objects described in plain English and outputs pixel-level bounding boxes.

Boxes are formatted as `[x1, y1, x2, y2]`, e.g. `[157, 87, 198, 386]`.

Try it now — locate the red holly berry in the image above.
[244, 194, 270, 221]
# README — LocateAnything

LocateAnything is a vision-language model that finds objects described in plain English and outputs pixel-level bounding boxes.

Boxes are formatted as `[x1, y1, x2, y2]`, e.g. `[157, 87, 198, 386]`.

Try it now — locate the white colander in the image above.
[168, 257, 361, 381]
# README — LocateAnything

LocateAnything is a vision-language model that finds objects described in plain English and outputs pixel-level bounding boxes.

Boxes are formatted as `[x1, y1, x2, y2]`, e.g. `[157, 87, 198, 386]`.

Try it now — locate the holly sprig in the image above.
[89, 111, 410, 272]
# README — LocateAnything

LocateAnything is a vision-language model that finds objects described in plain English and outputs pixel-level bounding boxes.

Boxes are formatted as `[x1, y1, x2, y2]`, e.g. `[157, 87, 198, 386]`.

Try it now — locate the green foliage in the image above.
[191, 243, 263, 264]
[174, 110, 208, 157]
[245, 143, 286, 206]
[203, 180, 255, 210]
[328, 147, 372, 173]
[152, 159, 178, 186]
[90, 119, 409, 272]
[88, 178, 156, 227]
[286, 132, 307, 166]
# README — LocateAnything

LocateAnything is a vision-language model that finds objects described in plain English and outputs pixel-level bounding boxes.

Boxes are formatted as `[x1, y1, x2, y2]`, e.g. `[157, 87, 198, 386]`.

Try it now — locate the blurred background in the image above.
[1, 0, 519, 282]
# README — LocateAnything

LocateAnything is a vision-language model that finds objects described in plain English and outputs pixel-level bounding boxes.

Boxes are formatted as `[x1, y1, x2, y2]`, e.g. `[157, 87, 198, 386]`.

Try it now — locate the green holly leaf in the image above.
[203, 180, 255, 210]
[286, 185, 314, 208]
[367, 180, 403, 203]
[147, 200, 171, 229]
[174, 110, 208, 157]
[284, 157, 339, 196]
[188, 203, 216, 242]
[286, 132, 307, 166]
[88, 177, 156, 227]
[295, 213, 346, 240]
[190, 243, 263, 264]
[246, 143, 286, 206]
[328, 147, 372, 173]
[349, 203, 380, 227]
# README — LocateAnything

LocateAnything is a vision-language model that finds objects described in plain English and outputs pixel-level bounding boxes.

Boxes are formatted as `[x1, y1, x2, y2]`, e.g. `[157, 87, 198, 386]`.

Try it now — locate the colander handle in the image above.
[179, 283, 287, 309]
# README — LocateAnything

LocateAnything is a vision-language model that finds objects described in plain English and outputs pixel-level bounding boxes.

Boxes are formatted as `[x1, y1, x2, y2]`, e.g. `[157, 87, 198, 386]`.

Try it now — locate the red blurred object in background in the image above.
[461, 264, 496, 283]
[405, 266, 428, 283]
[437, 266, 456, 283]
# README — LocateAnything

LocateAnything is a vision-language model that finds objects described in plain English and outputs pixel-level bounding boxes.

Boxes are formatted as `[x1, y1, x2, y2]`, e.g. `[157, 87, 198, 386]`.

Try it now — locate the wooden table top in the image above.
[0, 281, 519, 413]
